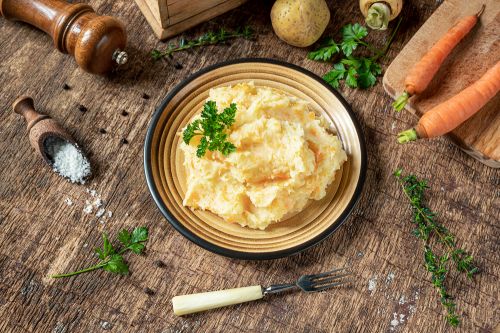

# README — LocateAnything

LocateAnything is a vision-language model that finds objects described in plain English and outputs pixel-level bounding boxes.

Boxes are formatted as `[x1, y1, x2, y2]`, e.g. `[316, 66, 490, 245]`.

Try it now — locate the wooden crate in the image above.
[134, 0, 248, 40]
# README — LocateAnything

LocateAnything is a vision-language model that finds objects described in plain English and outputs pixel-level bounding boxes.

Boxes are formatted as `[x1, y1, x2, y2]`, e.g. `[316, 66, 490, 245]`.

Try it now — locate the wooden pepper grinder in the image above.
[0, 0, 128, 75]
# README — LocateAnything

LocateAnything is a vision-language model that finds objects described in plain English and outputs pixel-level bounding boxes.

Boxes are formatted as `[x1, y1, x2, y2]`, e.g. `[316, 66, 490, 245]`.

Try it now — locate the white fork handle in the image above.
[172, 285, 264, 316]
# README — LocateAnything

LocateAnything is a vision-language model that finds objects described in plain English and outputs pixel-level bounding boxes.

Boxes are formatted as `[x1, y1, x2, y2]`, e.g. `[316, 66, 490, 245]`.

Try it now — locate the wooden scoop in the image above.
[0, 0, 128, 75]
[13, 96, 92, 182]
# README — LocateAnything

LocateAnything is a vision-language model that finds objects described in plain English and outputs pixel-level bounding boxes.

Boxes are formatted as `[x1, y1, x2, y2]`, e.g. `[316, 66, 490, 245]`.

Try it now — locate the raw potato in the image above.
[271, 0, 330, 47]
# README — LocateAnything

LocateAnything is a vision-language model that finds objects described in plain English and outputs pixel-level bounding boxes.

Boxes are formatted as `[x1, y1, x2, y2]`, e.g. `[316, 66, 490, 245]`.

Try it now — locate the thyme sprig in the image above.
[394, 170, 479, 327]
[151, 26, 254, 60]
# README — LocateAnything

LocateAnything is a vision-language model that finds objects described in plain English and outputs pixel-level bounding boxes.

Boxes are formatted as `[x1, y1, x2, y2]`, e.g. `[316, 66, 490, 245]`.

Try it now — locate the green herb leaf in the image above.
[357, 58, 382, 89]
[51, 227, 149, 279]
[323, 63, 347, 88]
[152, 26, 255, 61]
[395, 170, 479, 326]
[118, 229, 132, 247]
[341, 23, 368, 41]
[184, 101, 237, 158]
[101, 233, 115, 257]
[103, 254, 129, 275]
[308, 38, 340, 61]
[307, 20, 402, 90]
[340, 23, 368, 56]
[131, 227, 148, 243]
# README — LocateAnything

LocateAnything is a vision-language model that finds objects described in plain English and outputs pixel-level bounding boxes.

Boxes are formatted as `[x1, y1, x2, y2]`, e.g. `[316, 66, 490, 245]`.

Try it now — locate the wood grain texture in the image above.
[383, 0, 500, 168]
[0, 1, 498, 332]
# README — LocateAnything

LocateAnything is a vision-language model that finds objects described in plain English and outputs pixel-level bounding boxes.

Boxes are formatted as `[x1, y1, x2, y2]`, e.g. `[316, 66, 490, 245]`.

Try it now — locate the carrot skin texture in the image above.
[393, 6, 483, 112]
[416, 61, 500, 139]
[404, 13, 479, 95]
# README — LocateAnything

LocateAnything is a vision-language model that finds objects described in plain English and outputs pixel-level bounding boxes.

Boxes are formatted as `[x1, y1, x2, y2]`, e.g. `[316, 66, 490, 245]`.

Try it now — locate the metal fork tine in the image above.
[311, 272, 352, 286]
[309, 267, 347, 280]
[313, 279, 351, 292]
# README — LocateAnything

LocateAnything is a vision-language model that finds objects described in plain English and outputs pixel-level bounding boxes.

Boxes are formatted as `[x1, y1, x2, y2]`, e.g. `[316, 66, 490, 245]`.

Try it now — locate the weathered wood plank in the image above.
[0, 1, 498, 333]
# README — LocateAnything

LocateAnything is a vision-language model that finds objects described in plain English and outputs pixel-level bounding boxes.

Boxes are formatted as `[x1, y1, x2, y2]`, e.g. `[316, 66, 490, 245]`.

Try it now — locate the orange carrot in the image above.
[393, 5, 485, 112]
[398, 60, 500, 143]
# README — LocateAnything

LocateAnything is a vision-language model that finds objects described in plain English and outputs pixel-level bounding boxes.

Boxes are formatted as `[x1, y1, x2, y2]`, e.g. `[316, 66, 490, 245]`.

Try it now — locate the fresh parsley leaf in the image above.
[220, 103, 237, 126]
[183, 120, 201, 145]
[197, 137, 209, 158]
[128, 243, 145, 255]
[357, 58, 382, 89]
[307, 38, 340, 61]
[341, 23, 368, 41]
[323, 63, 347, 88]
[345, 67, 358, 88]
[324, 57, 382, 89]
[308, 19, 402, 90]
[340, 23, 368, 57]
[184, 101, 237, 158]
[340, 39, 358, 57]
[103, 254, 129, 275]
[101, 233, 115, 258]
[118, 229, 132, 247]
[131, 227, 148, 243]
[221, 142, 236, 156]
[51, 227, 149, 279]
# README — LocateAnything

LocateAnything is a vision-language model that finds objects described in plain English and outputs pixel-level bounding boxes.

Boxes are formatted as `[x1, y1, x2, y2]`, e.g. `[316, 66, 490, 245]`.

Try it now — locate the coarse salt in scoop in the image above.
[44, 137, 91, 184]
[13, 96, 92, 184]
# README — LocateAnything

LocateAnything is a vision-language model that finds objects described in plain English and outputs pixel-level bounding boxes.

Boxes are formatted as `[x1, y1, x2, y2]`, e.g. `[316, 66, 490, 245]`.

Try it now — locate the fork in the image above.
[172, 267, 351, 316]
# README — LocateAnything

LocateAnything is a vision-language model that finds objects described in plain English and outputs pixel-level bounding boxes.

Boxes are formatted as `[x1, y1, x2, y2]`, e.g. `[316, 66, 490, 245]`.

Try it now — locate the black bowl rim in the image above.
[144, 58, 367, 260]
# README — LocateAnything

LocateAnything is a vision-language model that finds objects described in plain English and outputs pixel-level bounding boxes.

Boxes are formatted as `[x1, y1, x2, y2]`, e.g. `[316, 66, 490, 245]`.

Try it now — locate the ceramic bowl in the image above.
[144, 59, 366, 260]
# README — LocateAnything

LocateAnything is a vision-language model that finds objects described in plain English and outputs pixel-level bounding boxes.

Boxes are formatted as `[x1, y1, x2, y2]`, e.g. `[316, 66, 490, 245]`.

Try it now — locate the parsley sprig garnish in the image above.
[183, 101, 237, 157]
[394, 170, 479, 327]
[151, 26, 254, 60]
[308, 19, 401, 89]
[51, 227, 149, 278]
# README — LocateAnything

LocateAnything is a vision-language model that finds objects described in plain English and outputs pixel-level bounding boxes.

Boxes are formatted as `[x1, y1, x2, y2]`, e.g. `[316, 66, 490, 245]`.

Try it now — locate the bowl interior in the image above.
[145, 59, 366, 259]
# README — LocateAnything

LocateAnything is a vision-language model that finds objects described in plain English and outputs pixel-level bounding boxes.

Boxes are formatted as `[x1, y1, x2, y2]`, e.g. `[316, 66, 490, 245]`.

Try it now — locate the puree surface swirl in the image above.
[180, 82, 347, 230]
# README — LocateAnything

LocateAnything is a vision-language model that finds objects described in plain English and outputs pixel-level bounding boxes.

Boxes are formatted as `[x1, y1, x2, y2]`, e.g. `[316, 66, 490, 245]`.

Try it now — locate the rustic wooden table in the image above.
[0, 1, 498, 332]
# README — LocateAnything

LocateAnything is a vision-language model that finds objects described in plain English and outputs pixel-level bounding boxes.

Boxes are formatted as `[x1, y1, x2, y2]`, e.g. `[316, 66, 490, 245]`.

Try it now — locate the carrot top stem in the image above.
[397, 128, 418, 143]
[392, 91, 410, 112]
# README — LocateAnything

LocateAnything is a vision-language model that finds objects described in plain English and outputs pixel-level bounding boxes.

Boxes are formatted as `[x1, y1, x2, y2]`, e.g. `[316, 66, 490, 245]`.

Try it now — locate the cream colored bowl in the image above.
[144, 59, 366, 259]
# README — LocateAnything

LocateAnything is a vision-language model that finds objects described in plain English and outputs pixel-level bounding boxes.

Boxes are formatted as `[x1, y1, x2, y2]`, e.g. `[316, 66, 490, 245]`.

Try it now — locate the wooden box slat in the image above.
[134, 0, 247, 40]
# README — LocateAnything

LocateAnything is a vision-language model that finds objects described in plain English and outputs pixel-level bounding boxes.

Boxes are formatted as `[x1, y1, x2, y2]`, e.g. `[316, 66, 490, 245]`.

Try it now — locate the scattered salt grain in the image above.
[368, 277, 377, 294]
[83, 205, 93, 214]
[64, 198, 73, 206]
[399, 295, 406, 305]
[100, 321, 112, 330]
[93, 198, 103, 208]
[83, 243, 88, 248]
[389, 313, 400, 331]
[44, 137, 91, 184]
[96, 208, 106, 218]
[386, 272, 395, 284]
